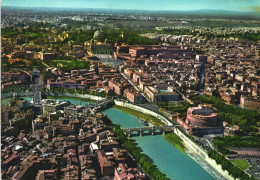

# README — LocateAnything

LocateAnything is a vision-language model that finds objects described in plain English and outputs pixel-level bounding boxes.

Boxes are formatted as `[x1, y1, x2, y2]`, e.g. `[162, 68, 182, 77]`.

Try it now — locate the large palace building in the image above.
[177, 105, 224, 136]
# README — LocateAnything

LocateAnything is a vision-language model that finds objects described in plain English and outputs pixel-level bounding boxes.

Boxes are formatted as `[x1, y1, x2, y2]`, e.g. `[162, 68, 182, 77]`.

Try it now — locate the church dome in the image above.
[93, 30, 104, 40]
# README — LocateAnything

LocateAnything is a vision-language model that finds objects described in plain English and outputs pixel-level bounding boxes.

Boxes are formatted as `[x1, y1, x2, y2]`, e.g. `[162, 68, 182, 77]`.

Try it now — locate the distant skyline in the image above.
[2, 0, 260, 13]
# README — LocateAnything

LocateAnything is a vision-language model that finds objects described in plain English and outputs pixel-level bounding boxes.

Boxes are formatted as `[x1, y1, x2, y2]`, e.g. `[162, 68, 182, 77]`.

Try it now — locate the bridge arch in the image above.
[141, 129, 153, 136]
[154, 128, 163, 134]
[123, 126, 175, 137]
[129, 130, 140, 137]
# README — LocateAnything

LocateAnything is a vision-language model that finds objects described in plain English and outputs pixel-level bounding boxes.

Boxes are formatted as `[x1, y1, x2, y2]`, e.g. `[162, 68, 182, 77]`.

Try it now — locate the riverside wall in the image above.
[1, 92, 106, 101]
[114, 100, 173, 126]
[174, 127, 234, 180]
[44, 92, 106, 101]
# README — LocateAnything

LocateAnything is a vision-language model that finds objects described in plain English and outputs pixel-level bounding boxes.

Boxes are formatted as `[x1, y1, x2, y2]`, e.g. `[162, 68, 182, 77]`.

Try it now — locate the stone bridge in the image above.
[85, 97, 114, 110]
[122, 126, 175, 137]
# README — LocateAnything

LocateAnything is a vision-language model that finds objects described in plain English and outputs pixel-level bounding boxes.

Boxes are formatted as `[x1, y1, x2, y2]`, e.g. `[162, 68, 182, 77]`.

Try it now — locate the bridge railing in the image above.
[122, 126, 175, 136]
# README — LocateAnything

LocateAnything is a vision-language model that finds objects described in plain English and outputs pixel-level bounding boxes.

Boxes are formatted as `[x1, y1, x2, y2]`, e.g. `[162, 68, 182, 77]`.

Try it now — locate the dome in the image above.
[93, 30, 104, 40]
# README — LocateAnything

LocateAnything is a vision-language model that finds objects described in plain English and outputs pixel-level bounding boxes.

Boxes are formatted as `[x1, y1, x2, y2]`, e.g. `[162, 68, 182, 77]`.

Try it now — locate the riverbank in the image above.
[114, 126, 169, 180]
[47, 96, 97, 103]
[113, 105, 165, 126]
[164, 132, 187, 154]
[174, 128, 235, 180]
[1, 92, 105, 102]
[102, 111, 168, 179]
[45, 92, 105, 101]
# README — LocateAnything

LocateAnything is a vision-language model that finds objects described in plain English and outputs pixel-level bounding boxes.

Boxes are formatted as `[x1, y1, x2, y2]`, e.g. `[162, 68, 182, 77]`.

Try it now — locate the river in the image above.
[1, 97, 32, 105]
[2, 96, 215, 180]
[103, 108, 215, 180]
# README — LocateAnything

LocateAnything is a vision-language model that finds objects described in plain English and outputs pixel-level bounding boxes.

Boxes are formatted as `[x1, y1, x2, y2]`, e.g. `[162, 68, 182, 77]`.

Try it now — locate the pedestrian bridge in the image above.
[122, 126, 175, 137]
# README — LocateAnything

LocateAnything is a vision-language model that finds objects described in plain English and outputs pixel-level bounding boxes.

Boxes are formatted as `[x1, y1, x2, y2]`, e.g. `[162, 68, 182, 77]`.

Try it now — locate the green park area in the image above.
[212, 135, 260, 155]
[66, 28, 158, 45]
[231, 159, 250, 170]
[68, 30, 95, 42]
[164, 133, 186, 154]
[113, 105, 165, 126]
[213, 136, 260, 149]
[157, 102, 190, 117]
[219, 32, 260, 42]
[1, 29, 21, 38]
[1, 29, 43, 40]
[208, 150, 252, 180]
[45, 58, 90, 72]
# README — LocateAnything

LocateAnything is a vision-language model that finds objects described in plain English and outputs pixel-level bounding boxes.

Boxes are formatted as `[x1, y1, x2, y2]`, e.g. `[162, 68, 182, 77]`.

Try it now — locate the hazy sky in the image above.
[2, 0, 260, 13]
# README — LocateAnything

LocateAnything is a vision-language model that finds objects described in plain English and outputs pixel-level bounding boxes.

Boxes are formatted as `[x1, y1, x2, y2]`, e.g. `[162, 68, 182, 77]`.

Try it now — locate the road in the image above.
[120, 72, 150, 102]
[173, 88, 194, 104]
[41, 61, 50, 68]
[199, 62, 206, 95]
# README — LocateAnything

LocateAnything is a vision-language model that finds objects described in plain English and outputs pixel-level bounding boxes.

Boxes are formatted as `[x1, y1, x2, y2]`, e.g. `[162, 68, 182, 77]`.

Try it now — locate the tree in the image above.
[208, 150, 254, 180]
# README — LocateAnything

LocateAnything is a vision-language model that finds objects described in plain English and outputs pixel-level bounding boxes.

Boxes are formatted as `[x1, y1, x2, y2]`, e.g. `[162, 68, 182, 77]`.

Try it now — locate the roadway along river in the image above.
[2, 97, 215, 180]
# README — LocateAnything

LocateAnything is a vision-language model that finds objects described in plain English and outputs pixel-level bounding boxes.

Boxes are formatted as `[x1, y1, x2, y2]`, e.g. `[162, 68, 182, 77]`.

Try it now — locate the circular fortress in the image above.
[186, 105, 220, 128]
[180, 105, 224, 136]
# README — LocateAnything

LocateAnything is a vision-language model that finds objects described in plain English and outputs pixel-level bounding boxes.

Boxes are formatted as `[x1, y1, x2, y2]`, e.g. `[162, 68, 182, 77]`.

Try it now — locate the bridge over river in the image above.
[86, 97, 114, 107]
[83, 97, 114, 111]
[122, 126, 175, 137]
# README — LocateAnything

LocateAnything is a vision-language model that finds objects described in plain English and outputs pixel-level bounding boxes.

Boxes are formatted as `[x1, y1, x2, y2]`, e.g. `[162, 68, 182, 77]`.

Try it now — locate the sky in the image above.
[2, 0, 260, 13]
